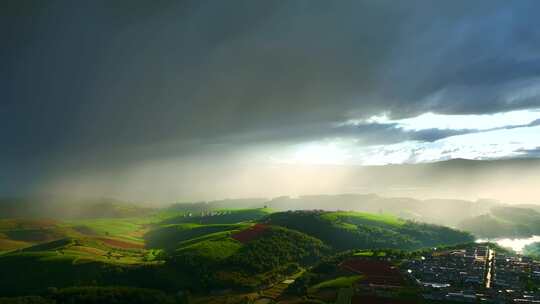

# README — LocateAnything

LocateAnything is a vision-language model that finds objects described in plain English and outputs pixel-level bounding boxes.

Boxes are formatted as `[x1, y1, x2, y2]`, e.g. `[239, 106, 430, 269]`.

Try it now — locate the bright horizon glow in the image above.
[361, 124, 540, 165]
[477, 235, 540, 253]
[270, 124, 540, 166]
[275, 141, 352, 165]
[294, 143, 351, 165]
[345, 108, 540, 131]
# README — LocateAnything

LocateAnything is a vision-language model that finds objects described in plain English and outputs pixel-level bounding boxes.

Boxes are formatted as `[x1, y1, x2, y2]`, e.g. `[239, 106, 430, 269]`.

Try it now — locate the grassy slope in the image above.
[310, 275, 363, 291]
[0, 219, 83, 252]
[264, 211, 472, 251]
[0, 215, 175, 294]
[145, 223, 249, 250]
[10, 236, 152, 264]
[63, 218, 149, 243]
[321, 211, 405, 227]
[142, 208, 275, 262]
[0, 208, 264, 252]
[0, 210, 237, 295]
[0, 207, 324, 294]
[162, 225, 329, 290]
[0, 207, 475, 297]
[0, 217, 153, 253]
[158, 223, 327, 267]
[176, 232, 243, 262]
[0, 233, 176, 296]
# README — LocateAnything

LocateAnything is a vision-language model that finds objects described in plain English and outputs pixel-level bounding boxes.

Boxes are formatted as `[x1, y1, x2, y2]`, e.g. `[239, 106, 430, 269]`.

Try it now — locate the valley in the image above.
[0, 199, 479, 303]
[3, 197, 540, 303]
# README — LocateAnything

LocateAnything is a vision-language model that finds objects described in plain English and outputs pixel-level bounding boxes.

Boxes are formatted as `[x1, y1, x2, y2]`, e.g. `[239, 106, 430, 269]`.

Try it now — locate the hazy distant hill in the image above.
[257, 158, 540, 203]
[344, 158, 540, 202]
[0, 207, 474, 296]
[0, 197, 155, 219]
[162, 192, 499, 227]
[166, 198, 268, 213]
[264, 194, 496, 227]
[459, 206, 540, 238]
[162, 208, 272, 225]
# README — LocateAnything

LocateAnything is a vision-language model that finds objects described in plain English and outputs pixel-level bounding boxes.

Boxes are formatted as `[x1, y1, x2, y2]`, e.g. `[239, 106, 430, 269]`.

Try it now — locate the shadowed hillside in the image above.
[264, 211, 473, 250]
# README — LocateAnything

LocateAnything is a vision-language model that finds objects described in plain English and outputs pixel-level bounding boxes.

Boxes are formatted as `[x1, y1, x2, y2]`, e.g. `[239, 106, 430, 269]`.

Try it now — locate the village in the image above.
[405, 245, 540, 303]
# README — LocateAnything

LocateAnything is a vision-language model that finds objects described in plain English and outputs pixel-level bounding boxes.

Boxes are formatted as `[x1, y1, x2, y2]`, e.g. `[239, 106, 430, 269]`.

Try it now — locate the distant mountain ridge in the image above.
[458, 206, 540, 238]
[0, 193, 499, 227]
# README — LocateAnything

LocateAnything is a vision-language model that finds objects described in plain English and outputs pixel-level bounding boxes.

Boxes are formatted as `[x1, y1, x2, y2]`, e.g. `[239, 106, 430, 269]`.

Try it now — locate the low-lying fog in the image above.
[477, 236, 540, 253]
[35, 158, 540, 205]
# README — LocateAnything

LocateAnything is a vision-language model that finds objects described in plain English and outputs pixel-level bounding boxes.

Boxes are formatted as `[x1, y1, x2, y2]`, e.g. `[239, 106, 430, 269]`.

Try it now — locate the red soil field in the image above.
[340, 258, 404, 286]
[98, 237, 144, 249]
[231, 224, 269, 243]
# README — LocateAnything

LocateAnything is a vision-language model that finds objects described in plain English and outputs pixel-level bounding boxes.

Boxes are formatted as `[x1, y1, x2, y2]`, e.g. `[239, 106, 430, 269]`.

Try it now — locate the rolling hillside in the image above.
[0, 219, 80, 252]
[0, 207, 476, 298]
[144, 223, 249, 250]
[264, 210, 473, 250]
[0, 236, 164, 296]
[0, 216, 154, 253]
[164, 224, 330, 291]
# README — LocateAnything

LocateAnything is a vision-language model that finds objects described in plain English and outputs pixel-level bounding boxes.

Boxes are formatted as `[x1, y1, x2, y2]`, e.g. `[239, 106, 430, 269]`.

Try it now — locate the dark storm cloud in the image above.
[3, 0, 540, 194]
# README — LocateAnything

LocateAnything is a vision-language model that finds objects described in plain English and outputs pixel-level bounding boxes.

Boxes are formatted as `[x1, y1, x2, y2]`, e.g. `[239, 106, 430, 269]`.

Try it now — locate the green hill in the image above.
[0, 208, 476, 298]
[0, 219, 79, 252]
[0, 216, 153, 253]
[263, 210, 473, 250]
[144, 223, 249, 250]
[0, 237, 162, 296]
[165, 225, 329, 291]
[142, 214, 329, 290]
[0, 215, 328, 295]
[523, 242, 540, 258]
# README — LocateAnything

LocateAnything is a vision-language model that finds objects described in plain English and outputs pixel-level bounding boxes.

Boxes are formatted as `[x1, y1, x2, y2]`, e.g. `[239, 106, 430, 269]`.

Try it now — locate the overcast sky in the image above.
[3, 0, 540, 200]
